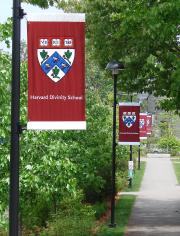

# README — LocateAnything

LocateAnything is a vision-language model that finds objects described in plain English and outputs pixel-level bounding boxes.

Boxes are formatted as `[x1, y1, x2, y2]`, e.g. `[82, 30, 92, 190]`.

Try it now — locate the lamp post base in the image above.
[129, 178, 132, 188]
[109, 223, 117, 228]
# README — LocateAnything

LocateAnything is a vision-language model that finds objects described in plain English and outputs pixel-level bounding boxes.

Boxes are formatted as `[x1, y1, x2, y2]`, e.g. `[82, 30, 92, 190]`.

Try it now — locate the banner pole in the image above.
[129, 145, 133, 187]
[129, 95, 133, 187]
[10, 1, 25, 235]
[138, 144, 141, 170]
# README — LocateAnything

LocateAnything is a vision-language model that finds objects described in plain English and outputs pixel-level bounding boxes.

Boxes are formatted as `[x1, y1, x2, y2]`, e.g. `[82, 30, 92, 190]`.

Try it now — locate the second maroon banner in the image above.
[139, 113, 147, 140]
[119, 103, 140, 145]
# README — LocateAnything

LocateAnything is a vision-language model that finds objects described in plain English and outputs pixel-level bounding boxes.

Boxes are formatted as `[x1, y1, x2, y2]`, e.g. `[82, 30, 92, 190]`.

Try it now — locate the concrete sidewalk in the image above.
[125, 157, 180, 236]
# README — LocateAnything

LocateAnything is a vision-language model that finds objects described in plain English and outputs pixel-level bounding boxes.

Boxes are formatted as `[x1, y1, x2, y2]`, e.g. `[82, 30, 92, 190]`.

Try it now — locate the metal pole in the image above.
[9, 0, 22, 235]
[129, 95, 133, 187]
[147, 96, 149, 152]
[109, 73, 117, 227]
[129, 145, 133, 187]
[138, 144, 141, 170]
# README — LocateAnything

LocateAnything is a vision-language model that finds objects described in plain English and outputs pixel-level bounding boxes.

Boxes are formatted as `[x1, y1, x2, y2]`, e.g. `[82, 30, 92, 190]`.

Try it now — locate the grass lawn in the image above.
[172, 158, 180, 184]
[96, 161, 146, 236]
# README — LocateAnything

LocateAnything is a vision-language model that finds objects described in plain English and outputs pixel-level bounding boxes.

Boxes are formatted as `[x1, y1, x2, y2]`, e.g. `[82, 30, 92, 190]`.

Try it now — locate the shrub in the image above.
[39, 193, 95, 236]
[116, 171, 128, 191]
[93, 201, 108, 220]
[0, 209, 8, 234]
[158, 135, 180, 156]
[0, 231, 7, 236]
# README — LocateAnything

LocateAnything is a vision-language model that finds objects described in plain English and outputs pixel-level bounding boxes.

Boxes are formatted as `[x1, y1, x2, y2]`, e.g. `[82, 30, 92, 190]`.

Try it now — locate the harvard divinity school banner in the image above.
[139, 113, 147, 140]
[119, 103, 140, 145]
[146, 114, 152, 135]
[27, 14, 86, 130]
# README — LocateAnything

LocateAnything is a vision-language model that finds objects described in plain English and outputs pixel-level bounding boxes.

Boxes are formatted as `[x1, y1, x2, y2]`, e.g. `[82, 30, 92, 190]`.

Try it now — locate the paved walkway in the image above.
[125, 157, 180, 236]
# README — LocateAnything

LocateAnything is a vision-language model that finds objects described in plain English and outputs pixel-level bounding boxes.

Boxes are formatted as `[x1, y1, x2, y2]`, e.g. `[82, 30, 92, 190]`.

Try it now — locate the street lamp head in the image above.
[106, 60, 125, 75]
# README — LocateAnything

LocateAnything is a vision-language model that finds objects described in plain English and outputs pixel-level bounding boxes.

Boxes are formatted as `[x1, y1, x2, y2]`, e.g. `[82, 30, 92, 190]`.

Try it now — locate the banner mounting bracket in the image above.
[18, 124, 27, 134]
[19, 7, 26, 19]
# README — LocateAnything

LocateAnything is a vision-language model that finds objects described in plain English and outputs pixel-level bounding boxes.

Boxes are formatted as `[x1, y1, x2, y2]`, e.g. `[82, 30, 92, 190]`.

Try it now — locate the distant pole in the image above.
[109, 73, 117, 227]
[138, 144, 141, 170]
[10, 0, 24, 235]
[129, 145, 133, 187]
[106, 60, 124, 228]
[146, 96, 149, 151]
[129, 95, 133, 187]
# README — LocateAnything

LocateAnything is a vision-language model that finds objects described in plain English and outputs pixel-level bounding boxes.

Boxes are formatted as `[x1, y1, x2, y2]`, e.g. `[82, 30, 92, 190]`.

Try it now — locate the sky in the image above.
[0, 0, 62, 51]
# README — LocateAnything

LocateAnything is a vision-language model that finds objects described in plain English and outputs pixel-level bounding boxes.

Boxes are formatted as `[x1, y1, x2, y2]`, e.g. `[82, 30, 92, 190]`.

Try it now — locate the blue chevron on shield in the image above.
[139, 119, 145, 128]
[122, 112, 136, 128]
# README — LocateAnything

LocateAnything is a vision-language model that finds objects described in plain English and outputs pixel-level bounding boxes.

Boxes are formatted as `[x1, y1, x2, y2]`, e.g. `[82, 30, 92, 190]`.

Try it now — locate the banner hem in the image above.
[27, 13, 85, 22]
[27, 121, 86, 130]
[118, 142, 140, 145]
[119, 102, 140, 106]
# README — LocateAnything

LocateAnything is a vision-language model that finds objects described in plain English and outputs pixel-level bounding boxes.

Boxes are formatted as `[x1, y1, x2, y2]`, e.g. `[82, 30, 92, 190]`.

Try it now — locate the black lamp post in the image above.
[106, 60, 125, 227]
[10, 1, 25, 235]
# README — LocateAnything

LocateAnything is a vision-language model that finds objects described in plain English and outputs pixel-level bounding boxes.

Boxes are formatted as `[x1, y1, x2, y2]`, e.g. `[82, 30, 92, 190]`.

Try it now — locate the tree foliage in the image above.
[22, 0, 56, 8]
[158, 135, 180, 155]
[60, 0, 180, 112]
[0, 18, 12, 48]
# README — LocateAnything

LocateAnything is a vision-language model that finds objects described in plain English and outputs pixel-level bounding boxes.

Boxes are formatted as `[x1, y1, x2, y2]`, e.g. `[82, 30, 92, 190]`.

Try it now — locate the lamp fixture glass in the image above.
[106, 60, 125, 75]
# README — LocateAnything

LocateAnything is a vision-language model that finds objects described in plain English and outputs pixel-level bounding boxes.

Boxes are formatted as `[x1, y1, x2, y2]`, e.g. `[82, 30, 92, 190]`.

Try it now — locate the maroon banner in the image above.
[27, 14, 86, 130]
[146, 114, 152, 135]
[139, 113, 147, 140]
[119, 103, 140, 145]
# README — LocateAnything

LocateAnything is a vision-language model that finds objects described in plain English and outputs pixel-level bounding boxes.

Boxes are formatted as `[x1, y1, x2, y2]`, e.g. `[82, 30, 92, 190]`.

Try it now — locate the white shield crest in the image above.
[37, 48, 75, 83]
[140, 119, 145, 128]
[122, 112, 136, 128]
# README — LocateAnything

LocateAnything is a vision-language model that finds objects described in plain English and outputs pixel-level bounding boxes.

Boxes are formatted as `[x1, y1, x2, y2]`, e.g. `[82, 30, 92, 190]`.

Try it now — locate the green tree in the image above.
[61, 0, 180, 113]
[158, 135, 180, 155]
[22, 0, 55, 8]
[0, 52, 11, 230]
[0, 18, 12, 48]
